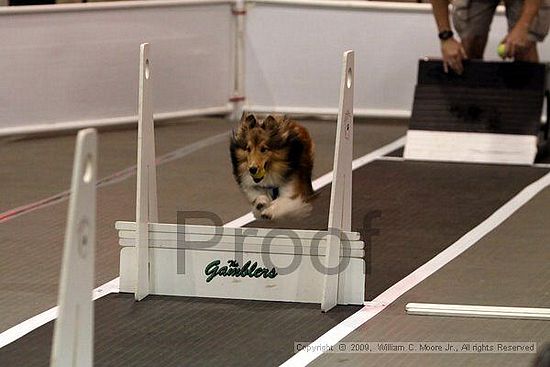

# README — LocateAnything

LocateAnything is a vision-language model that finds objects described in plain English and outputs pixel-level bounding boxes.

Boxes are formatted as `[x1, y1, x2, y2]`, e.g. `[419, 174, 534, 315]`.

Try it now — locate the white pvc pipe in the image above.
[0, 105, 232, 137]
[231, 0, 246, 120]
[0, 0, 232, 15]
[406, 303, 550, 321]
[250, 0, 505, 14]
[251, 0, 431, 12]
[245, 106, 411, 119]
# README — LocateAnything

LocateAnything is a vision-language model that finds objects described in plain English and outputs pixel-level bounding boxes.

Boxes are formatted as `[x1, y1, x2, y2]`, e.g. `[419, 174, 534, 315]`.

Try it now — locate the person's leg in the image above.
[505, 0, 550, 62]
[461, 35, 489, 59]
[515, 44, 539, 62]
[452, 0, 500, 58]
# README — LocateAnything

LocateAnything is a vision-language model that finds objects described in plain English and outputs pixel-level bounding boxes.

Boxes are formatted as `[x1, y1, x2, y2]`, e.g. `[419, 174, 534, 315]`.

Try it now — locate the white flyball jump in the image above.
[116, 44, 365, 311]
[50, 128, 97, 367]
[321, 50, 354, 312]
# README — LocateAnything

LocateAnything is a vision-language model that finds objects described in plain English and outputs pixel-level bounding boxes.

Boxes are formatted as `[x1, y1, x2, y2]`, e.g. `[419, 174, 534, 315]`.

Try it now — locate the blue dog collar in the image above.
[256, 185, 279, 200]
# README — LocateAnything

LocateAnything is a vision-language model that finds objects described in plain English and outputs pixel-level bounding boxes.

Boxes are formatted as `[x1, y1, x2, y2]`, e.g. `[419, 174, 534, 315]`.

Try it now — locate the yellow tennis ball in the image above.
[497, 43, 507, 58]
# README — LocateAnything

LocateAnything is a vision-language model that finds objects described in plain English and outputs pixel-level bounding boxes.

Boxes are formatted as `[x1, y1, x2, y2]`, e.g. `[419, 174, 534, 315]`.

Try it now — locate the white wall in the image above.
[0, 0, 235, 135]
[1, 0, 548, 135]
[244, 0, 549, 117]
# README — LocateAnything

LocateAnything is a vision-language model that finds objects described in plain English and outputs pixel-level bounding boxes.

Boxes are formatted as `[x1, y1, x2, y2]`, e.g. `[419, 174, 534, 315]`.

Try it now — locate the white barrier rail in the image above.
[0, 0, 234, 135]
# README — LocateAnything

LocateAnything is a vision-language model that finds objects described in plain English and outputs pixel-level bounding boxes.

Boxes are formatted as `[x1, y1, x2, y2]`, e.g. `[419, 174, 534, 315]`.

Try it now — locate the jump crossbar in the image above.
[118, 233, 362, 248]
[115, 220, 361, 240]
[119, 239, 365, 257]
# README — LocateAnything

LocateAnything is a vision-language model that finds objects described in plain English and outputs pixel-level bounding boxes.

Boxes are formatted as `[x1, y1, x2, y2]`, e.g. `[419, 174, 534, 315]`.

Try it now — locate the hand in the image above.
[441, 38, 468, 74]
[503, 24, 530, 58]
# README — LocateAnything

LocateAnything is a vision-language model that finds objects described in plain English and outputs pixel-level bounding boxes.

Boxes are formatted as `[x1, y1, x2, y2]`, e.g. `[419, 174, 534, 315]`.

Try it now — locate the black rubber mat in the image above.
[0, 293, 360, 367]
[248, 160, 548, 300]
[311, 188, 550, 367]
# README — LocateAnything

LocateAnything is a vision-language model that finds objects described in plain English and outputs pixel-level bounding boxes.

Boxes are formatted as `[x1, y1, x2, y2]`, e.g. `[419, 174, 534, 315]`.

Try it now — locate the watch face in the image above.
[439, 31, 453, 40]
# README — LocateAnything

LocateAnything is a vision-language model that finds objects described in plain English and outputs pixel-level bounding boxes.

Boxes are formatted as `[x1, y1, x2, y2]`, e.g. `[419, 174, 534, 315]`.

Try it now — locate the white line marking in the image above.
[280, 170, 550, 367]
[0, 136, 406, 348]
[223, 212, 255, 228]
[0, 278, 119, 349]
[376, 156, 404, 162]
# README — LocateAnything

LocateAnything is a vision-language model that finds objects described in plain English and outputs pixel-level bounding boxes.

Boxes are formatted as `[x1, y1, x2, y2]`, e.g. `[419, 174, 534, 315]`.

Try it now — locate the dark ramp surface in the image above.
[249, 161, 548, 300]
[0, 293, 360, 367]
[410, 60, 545, 136]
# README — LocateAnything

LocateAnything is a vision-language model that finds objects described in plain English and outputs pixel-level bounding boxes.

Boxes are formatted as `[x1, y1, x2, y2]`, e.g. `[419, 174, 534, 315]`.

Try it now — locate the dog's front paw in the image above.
[252, 195, 271, 219]
[254, 195, 270, 211]
[259, 206, 274, 220]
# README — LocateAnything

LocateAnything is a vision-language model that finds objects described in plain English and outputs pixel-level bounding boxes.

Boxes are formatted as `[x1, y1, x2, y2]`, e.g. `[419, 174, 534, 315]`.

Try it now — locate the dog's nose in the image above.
[249, 167, 258, 175]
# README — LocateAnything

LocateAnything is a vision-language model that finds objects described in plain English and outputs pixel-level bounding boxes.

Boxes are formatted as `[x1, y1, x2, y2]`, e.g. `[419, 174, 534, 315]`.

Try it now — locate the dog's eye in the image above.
[261, 147, 268, 153]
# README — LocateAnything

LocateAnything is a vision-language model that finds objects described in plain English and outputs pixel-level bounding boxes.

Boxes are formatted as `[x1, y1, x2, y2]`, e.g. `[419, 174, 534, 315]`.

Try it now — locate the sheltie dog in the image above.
[230, 113, 314, 220]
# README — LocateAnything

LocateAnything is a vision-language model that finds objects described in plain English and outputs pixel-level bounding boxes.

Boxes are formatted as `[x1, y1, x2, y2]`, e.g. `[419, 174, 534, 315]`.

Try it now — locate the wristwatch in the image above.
[438, 30, 454, 41]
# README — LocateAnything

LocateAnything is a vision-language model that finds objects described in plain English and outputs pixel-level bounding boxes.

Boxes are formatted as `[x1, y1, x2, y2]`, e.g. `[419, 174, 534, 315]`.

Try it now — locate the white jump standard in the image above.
[50, 129, 97, 367]
[116, 45, 365, 311]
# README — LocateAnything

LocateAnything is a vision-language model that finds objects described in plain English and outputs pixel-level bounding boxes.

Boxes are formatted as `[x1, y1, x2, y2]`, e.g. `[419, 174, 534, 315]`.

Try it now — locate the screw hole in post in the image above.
[78, 219, 90, 258]
[83, 155, 93, 183]
[145, 59, 150, 80]
[346, 67, 352, 89]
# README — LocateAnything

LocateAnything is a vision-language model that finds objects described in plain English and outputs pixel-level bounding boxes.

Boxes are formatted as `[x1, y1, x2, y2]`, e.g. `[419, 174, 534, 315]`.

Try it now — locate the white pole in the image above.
[406, 303, 550, 321]
[321, 50, 354, 312]
[50, 128, 97, 367]
[135, 43, 159, 301]
[230, 0, 246, 121]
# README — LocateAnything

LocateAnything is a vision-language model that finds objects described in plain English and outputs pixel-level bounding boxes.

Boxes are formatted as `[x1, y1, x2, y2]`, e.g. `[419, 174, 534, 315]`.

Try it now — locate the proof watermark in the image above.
[294, 342, 538, 354]
[174, 209, 382, 278]
[176, 210, 381, 281]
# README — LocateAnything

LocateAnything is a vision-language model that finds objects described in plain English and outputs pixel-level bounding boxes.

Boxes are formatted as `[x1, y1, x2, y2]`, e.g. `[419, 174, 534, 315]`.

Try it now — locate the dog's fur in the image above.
[230, 113, 314, 220]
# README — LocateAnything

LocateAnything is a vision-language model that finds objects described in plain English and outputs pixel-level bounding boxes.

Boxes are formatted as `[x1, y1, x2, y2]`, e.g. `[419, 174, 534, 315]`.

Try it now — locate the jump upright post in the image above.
[50, 129, 97, 367]
[135, 43, 159, 301]
[322, 50, 354, 312]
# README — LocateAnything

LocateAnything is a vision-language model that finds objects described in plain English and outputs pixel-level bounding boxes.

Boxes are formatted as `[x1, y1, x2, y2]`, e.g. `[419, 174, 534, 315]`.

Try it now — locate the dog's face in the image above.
[230, 114, 287, 184]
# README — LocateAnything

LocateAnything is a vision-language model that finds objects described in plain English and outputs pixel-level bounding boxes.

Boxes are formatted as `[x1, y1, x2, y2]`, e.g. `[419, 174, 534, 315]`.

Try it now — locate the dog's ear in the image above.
[240, 113, 257, 129]
[262, 115, 279, 131]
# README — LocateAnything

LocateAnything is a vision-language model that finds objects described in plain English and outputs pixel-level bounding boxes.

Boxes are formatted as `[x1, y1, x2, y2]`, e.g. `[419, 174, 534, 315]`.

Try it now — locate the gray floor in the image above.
[1, 116, 549, 367]
[0, 116, 406, 332]
[2, 139, 548, 367]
